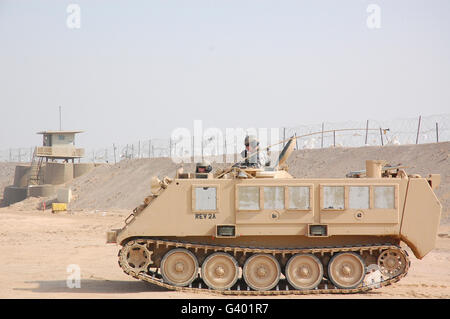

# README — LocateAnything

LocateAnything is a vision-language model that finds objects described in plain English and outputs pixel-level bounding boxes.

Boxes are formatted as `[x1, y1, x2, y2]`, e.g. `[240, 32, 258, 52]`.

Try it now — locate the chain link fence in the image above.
[1, 114, 449, 163]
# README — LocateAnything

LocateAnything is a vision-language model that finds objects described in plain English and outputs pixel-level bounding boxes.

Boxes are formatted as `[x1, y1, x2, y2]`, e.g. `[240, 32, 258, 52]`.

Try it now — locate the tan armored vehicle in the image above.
[107, 138, 442, 295]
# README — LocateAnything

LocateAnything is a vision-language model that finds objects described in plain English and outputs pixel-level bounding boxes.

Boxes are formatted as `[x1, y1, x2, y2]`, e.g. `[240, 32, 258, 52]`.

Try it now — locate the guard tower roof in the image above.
[36, 130, 84, 134]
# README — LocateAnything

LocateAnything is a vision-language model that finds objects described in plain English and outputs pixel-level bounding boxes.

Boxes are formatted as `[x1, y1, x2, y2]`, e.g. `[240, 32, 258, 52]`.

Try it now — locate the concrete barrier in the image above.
[13, 165, 31, 187]
[3, 186, 28, 205]
[28, 184, 56, 198]
[73, 163, 95, 179]
[57, 188, 72, 203]
[43, 162, 73, 185]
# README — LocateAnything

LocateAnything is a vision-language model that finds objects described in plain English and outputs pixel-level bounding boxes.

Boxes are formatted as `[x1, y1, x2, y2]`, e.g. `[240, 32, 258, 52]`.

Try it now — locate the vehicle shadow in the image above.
[14, 279, 170, 294]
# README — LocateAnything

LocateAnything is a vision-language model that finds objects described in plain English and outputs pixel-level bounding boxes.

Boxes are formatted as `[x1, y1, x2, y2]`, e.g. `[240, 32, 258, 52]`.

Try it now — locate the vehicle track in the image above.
[118, 238, 410, 295]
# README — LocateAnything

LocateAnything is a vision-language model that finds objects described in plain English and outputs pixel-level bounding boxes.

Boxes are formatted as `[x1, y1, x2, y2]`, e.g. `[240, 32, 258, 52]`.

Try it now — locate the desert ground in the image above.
[0, 142, 449, 299]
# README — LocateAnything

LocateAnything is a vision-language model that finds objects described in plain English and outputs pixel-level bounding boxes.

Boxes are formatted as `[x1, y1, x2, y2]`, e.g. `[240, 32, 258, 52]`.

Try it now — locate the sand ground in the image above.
[0, 207, 448, 299]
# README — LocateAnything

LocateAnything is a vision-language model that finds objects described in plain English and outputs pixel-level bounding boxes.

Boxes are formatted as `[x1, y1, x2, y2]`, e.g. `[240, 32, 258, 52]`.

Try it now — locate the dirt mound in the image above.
[66, 159, 230, 211]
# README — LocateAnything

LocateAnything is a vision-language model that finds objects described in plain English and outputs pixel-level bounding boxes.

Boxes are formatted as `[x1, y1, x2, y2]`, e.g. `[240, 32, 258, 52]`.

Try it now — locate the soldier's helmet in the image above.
[244, 135, 259, 148]
[195, 160, 212, 173]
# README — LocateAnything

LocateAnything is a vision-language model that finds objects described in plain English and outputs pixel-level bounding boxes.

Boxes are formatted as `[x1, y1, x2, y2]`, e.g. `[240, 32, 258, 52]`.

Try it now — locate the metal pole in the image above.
[436, 122, 439, 143]
[224, 137, 227, 162]
[59, 106, 62, 131]
[148, 139, 152, 158]
[138, 140, 141, 158]
[379, 128, 384, 146]
[416, 115, 421, 144]
[365, 120, 369, 145]
[113, 144, 117, 164]
[321, 123, 324, 148]
[333, 130, 336, 147]
[283, 128, 286, 148]
[295, 133, 298, 150]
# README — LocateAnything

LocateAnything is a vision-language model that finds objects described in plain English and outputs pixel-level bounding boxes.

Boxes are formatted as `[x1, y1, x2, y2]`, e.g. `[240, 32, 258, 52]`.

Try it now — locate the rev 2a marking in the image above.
[195, 213, 216, 220]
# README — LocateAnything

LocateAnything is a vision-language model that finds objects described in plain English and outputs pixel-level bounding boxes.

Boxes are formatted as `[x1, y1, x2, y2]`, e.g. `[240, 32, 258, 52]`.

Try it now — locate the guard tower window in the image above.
[322, 186, 345, 210]
[349, 186, 370, 209]
[194, 187, 217, 211]
[288, 186, 310, 210]
[237, 186, 260, 210]
[374, 186, 395, 209]
[263, 186, 284, 210]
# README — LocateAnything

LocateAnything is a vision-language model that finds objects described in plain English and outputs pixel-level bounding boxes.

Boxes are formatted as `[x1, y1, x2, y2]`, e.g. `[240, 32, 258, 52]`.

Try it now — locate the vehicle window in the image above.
[194, 187, 217, 211]
[288, 186, 310, 210]
[374, 186, 395, 209]
[264, 186, 284, 210]
[323, 186, 345, 210]
[349, 186, 369, 209]
[237, 186, 260, 210]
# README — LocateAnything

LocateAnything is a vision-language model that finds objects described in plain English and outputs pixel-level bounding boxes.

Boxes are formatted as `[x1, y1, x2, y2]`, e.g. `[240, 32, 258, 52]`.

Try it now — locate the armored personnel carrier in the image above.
[107, 138, 442, 295]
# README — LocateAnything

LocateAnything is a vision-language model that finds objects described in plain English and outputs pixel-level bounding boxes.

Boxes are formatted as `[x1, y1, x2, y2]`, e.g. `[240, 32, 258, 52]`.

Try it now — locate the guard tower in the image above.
[28, 130, 85, 186]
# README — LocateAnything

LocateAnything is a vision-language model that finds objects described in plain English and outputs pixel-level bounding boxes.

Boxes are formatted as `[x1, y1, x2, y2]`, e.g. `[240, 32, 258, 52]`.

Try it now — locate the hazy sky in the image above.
[1, 0, 449, 149]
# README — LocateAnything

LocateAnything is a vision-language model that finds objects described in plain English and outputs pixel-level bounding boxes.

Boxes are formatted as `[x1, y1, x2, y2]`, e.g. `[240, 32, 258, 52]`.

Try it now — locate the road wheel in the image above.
[160, 248, 198, 287]
[328, 252, 365, 289]
[285, 254, 323, 290]
[201, 252, 239, 290]
[243, 254, 280, 291]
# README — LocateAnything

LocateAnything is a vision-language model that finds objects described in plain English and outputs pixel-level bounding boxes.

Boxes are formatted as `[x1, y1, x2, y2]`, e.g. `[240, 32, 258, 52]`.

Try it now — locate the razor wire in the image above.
[1, 114, 449, 163]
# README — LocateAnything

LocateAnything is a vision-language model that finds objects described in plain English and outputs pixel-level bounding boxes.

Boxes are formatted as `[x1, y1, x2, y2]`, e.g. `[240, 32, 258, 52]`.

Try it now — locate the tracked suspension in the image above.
[118, 238, 410, 295]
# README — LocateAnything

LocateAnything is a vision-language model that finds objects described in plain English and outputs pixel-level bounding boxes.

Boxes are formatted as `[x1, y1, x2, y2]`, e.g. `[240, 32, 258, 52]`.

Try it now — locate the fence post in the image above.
[416, 115, 421, 144]
[436, 122, 439, 143]
[148, 139, 152, 158]
[333, 130, 336, 147]
[379, 128, 384, 146]
[365, 120, 369, 145]
[321, 123, 324, 148]
[192, 136, 194, 162]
